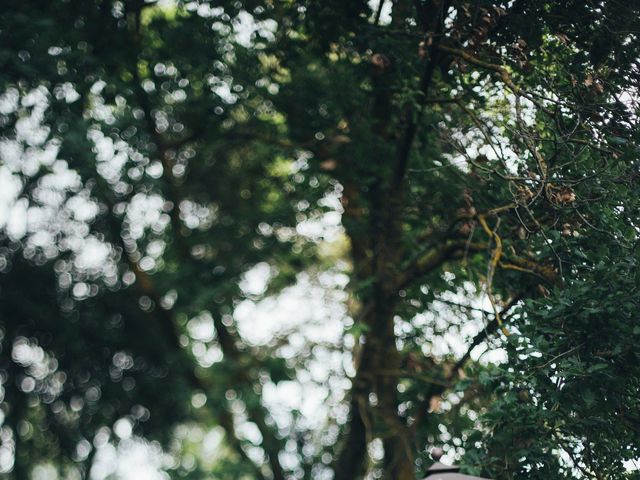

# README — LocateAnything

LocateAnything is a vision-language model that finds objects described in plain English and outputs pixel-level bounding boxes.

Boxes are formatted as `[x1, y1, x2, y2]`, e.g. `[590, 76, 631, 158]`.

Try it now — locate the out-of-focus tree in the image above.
[1, 1, 639, 479]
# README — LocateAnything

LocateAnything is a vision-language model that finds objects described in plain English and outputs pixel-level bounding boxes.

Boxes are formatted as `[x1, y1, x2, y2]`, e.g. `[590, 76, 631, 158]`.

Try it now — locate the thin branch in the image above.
[453, 293, 525, 373]
[438, 44, 521, 94]
[374, 0, 386, 25]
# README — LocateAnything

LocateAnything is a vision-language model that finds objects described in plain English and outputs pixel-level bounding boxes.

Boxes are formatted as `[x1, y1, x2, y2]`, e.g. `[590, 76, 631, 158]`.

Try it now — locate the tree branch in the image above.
[99, 190, 270, 479]
[438, 44, 520, 94]
[392, 1, 450, 188]
[396, 240, 487, 291]
[452, 293, 525, 373]
[117, 11, 289, 478]
[410, 293, 524, 435]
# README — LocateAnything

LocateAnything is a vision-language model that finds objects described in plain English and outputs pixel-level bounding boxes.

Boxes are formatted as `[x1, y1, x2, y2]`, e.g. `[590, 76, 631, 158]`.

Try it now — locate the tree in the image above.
[1, 1, 639, 479]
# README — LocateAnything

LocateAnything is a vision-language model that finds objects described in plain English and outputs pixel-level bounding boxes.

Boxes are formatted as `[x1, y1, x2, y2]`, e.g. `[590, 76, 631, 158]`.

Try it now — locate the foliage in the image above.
[1, 1, 640, 479]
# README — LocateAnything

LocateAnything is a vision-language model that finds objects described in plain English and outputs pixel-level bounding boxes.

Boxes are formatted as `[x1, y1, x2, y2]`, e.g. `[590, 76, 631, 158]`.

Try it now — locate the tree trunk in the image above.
[335, 180, 415, 479]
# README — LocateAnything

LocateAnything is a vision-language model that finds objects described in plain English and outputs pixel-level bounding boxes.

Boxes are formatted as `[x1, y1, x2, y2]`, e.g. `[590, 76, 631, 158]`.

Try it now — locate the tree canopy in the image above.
[1, 1, 640, 479]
